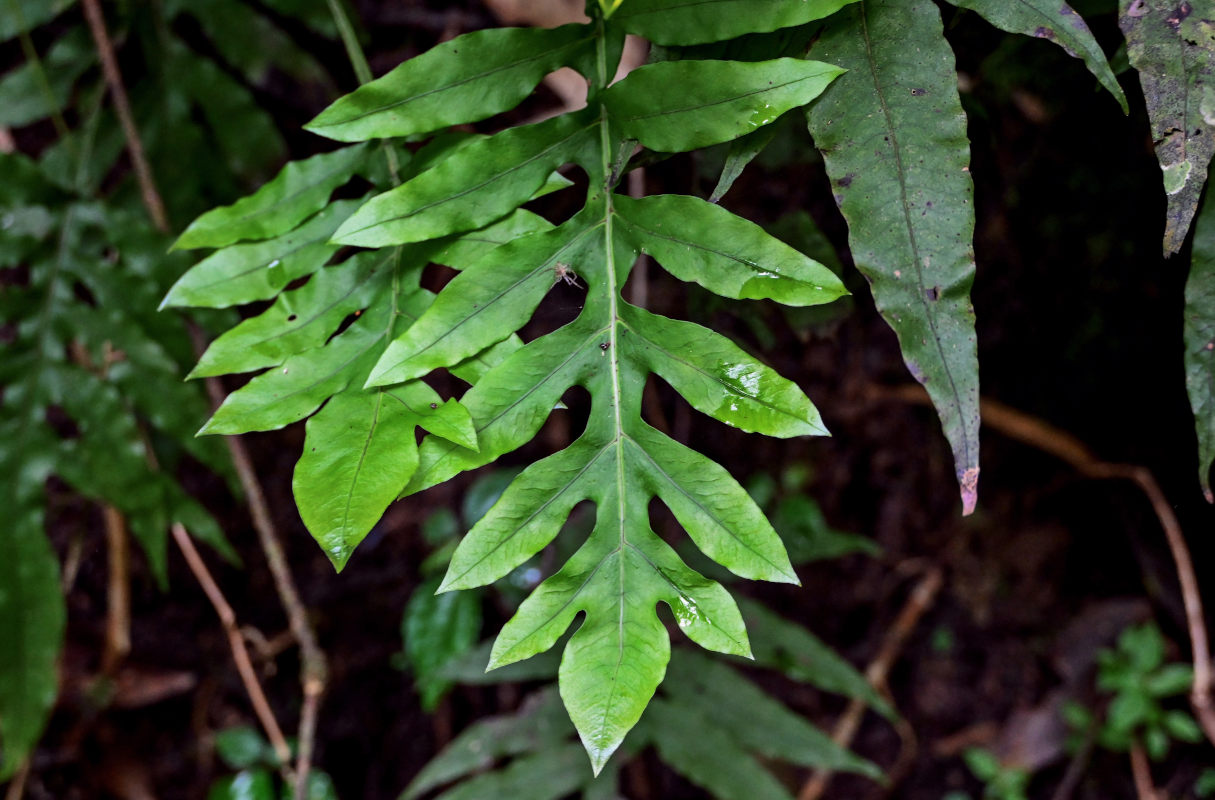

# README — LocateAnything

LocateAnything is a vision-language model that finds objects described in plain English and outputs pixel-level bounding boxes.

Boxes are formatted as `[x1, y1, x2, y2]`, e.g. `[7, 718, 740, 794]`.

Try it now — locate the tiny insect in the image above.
[553, 261, 583, 288]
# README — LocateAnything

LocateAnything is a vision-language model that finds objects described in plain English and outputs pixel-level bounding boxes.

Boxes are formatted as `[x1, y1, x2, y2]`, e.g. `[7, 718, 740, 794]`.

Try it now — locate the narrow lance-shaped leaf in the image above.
[613, 0, 858, 46]
[614, 193, 847, 306]
[710, 124, 780, 203]
[948, 0, 1128, 113]
[806, 0, 981, 513]
[332, 112, 598, 248]
[161, 199, 358, 309]
[173, 145, 368, 250]
[306, 25, 595, 142]
[644, 699, 794, 800]
[1186, 189, 1215, 500]
[367, 214, 603, 387]
[1119, 0, 1215, 254]
[190, 250, 393, 378]
[605, 58, 846, 152]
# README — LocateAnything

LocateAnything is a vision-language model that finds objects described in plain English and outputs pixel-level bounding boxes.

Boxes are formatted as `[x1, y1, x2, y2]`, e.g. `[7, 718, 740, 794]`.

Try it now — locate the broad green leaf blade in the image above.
[666, 651, 882, 777]
[440, 440, 609, 592]
[613, 0, 857, 45]
[414, 397, 478, 452]
[191, 250, 393, 378]
[306, 25, 594, 142]
[174, 145, 368, 250]
[430, 209, 556, 270]
[405, 324, 599, 494]
[555, 545, 670, 774]
[402, 689, 572, 800]
[207, 771, 276, 800]
[332, 113, 597, 248]
[740, 597, 894, 718]
[645, 698, 795, 800]
[605, 59, 845, 152]
[403, 577, 482, 710]
[293, 384, 422, 569]
[200, 300, 391, 435]
[622, 304, 828, 437]
[615, 194, 847, 305]
[1120, 0, 1215, 254]
[161, 200, 358, 309]
[627, 425, 798, 584]
[1187, 190, 1215, 500]
[806, 0, 981, 513]
[368, 216, 602, 387]
[0, 508, 65, 779]
[949, 0, 1127, 113]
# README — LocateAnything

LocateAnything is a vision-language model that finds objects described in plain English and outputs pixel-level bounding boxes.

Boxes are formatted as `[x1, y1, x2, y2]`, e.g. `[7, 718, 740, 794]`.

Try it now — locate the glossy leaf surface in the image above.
[806, 0, 981, 513]
[605, 58, 845, 152]
[1120, 0, 1215, 254]
[332, 113, 597, 248]
[306, 25, 594, 141]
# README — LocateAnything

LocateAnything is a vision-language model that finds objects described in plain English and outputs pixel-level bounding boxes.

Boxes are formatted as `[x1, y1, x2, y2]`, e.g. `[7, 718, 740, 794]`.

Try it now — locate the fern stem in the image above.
[6, 0, 75, 163]
[323, 0, 399, 181]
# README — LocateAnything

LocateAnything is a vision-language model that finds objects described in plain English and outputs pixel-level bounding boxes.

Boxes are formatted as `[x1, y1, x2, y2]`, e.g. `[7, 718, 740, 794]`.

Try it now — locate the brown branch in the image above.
[1128, 741, 1158, 800]
[170, 523, 293, 769]
[100, 505, 131, 676]
[874, 385, 1215, 748]
[797, 567, 943, 800]
[192, 337, 327, 800]
[80, 0, 169, 233]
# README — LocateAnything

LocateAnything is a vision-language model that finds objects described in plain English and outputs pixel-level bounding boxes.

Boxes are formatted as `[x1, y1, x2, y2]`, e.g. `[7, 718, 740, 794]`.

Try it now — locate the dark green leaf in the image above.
[0, 0, 75, 40]
[806, 0, 981, 513]
[1187, 190, 1215, 499]
[1119, 0, 1215, 254]
[214, 726, 274, 770]
[0, 507, 65, 779]
[403, 577, 482, 710]
[949, 0, 1128, 112]
[402, 689, 572, 800]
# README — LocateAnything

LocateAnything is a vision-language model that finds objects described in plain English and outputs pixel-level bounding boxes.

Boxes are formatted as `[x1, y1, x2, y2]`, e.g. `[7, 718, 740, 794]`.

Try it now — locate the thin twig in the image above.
[194, 348, 327, 800]
[80, 0, 169, 233]
[101, 504, 131, 676]
[798, 567, 944, 800]
[170, 523, 292, 769]
[1128, 741, 1158, 800]
[875, 385, 1215, 748]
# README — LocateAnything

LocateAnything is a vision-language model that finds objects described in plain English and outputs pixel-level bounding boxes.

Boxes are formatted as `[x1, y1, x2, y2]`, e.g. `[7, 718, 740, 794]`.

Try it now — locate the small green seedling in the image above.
[1063, 621, 1203, 761]
[961, 747, 1030, 800]
[207, 726, 338, 800]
